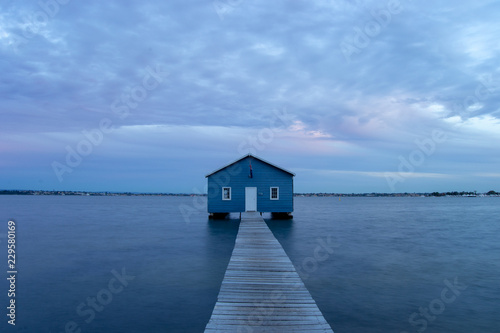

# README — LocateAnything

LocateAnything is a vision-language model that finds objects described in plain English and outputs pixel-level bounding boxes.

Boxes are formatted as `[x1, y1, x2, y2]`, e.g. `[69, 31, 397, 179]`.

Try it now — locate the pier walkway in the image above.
[205, 212, 334, 332]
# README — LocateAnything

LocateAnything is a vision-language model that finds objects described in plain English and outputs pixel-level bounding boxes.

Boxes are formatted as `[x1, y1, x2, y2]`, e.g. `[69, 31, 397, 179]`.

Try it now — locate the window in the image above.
[270, 187, 279, 200]
[222, 187, 231, 200]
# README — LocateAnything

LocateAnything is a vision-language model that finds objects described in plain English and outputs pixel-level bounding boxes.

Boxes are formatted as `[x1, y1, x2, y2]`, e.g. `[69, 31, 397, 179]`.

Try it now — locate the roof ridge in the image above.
[205, 154, 295, 177]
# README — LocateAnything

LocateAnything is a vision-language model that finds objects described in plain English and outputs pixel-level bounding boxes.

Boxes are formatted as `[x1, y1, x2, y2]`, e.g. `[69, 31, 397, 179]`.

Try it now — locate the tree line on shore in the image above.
[430, 190, 498, 197]
[2, 190, 498, 197]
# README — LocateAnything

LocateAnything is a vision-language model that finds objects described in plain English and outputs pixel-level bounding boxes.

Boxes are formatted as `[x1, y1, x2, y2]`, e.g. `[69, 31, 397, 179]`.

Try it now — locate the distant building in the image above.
[205, 154, 295, 217]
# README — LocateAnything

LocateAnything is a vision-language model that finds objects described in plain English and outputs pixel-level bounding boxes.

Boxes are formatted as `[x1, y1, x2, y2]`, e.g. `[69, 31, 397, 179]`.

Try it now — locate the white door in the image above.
[245, 187, 257, 212]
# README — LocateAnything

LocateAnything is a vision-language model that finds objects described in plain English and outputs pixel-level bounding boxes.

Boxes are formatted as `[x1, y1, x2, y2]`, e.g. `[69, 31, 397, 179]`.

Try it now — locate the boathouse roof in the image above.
[205, 153, 295, 178]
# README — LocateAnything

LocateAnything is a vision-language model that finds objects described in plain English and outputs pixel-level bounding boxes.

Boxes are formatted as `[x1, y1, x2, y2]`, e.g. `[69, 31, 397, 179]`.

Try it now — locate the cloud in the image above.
[298, 168, 453, 179]
[1, 0, 500, 192]
[474, 173, 500, 178]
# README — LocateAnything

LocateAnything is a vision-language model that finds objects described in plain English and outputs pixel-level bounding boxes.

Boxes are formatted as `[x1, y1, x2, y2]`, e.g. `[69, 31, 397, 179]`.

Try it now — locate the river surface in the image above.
[0, 196, 498, 332]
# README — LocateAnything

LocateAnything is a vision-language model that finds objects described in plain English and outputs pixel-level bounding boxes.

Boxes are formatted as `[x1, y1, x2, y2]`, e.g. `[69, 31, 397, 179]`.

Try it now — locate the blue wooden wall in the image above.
[207, 156, 293, 213]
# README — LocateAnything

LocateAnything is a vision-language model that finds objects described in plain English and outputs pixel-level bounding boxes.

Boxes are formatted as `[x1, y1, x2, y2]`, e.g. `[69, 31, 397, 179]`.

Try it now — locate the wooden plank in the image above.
[204, 212, 334, 332]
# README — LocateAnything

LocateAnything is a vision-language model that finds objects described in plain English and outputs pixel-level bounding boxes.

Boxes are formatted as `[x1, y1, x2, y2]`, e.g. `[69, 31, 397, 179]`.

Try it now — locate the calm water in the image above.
[0, 196, 498, 332]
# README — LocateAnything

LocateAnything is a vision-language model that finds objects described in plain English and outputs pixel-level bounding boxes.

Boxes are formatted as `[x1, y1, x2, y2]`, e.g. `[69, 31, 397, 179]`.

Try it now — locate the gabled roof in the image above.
[205, 154, 295, 178]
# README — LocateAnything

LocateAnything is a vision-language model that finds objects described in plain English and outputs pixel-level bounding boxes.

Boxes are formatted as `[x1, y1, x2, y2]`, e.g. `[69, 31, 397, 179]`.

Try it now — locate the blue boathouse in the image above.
[205, 154, 295, 217]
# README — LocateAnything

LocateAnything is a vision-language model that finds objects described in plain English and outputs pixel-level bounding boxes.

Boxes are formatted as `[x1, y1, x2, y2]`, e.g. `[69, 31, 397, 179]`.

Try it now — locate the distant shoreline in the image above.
[1, 190, 498, 197]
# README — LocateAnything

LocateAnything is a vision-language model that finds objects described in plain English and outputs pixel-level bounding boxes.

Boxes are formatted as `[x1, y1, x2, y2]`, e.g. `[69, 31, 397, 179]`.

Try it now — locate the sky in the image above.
[1, 0, 499, 193]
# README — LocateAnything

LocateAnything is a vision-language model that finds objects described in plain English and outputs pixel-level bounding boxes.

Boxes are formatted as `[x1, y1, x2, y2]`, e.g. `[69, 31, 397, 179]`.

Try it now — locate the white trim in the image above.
[270, 187, 279, 200]
[222, 187, 231, 200]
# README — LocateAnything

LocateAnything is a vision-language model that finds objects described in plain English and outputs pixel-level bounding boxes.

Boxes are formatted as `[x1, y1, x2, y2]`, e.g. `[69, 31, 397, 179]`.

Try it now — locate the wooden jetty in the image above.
[205, 212, 334, 332]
